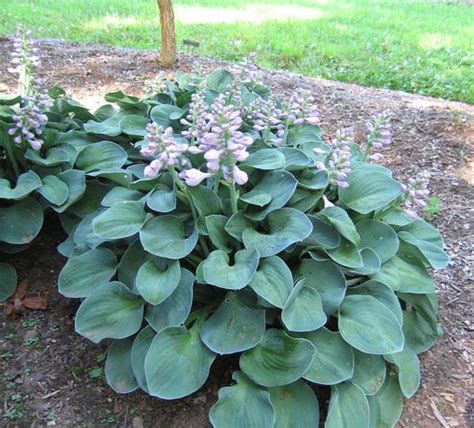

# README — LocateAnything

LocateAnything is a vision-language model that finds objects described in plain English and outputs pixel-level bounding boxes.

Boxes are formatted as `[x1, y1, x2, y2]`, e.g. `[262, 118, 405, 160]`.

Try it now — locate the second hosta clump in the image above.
[57, 68, 448, 427]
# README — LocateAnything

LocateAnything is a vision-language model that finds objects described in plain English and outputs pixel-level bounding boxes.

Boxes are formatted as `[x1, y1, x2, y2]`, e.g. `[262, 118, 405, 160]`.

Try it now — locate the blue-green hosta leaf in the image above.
[326, 383, 369, 428]
[243, 149, 286, 170]
[205, 215, 238, 252]
[0, 170, 42, 200]
[240, 170, 297, 220]
[145, 268, 194, 332]
[102, 187, 143, 207]
[104, 91, 145, 108]
[384, 346, 420, 398]
[58, 248, 117, 298]
[52, 170, 86, 213]
[105, 337, 138, 393]
[287, 124, 323, 147]
[73, 210, 107, 249]
[0, 263, 16, 302]
[200, 292, 265, 354]
[351, 350, 387, 396]
[225, 211, 257, 241]
[304, 215, 340, 249]
[277, 147, 313, 171]
[145, 325, 216, 399]
[69, 180, 112, 218]
[131, 326, 155, 393]
[150, 105, 185, 128]
[136, 259, 181, 305]
[0, 198, 43, 245]
[288, 187, 322, 212]
[398, 231, 449, 270]
[377, 208, 412, 227]
[146, 186, 176, 213]
[269, 380, 319, 428]
[75, 281, 144, 343]
[295, 259, 346, 315]
[92, 201, 146, 239]
[399, 292, 442, 354]
[76, 141, 127, 172]
[347, 280, 403, 326]
[367, 372, 404, 428]
[391, 255, 435, 294]
[318, 206, 360, 246]
[338, 295, 404, 355]
[339, 169, 403, 214]
[326, 238, 363, 268]
[370, 259, 400, 290]
[282, 280, 327, 332]
[400, 219, 444, 247]
[119, 115, 149, 136]
[356, 219, 399, 263]
[84, 111, 127, 136]
[297, 169, 328, 190]
[242, 208, 313, 257]
[117, 239, 152, 289]
[200, 249, 259, 290]
[187, 185, 223, 217]
[207, 69, 234, 92]
[345, 248, 381, 276]
[248, 256, 293, 308]
[209, 371, 275, 428]
[140, 215, 198, 259]
[37, 175, 69, 206]
[240, 329, 316, 387]
[24, 146, 70, 167]
[300, 328, 354, 385]
[88, 168, 133, 187]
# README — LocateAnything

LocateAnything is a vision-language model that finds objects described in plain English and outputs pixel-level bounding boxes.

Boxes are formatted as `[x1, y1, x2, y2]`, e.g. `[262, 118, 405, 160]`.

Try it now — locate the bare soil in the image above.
[0, 39, 472, 428]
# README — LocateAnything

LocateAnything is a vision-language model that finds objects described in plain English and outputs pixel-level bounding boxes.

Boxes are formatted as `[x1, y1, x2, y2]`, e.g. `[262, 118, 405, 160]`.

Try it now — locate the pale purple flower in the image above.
[242, 96, 285, 144]
[322, 195, 335, 208]
[315, 129, 352, 188]
[181, 85, 210, 142]
[401, 172, 430, 218]
[281, 90, 320, 127]
[140, 123, 190, 178]
[365, 112, 391, 160]
[239, 51, 264, 86]
[179, 168, 213, 186]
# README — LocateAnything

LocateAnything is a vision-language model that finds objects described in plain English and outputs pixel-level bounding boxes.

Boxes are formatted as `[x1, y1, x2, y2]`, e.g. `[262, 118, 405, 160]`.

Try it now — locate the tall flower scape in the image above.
[1, 33, 449, 428]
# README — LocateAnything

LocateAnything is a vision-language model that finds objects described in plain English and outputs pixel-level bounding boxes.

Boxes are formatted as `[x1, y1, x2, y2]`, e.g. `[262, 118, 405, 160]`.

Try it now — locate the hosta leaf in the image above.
[347, 280, 402, 326]
[84, 109, 134, 136]
[88, 168, 133, 187]
[58, 248, 117, 298]
[377, 208, 412, 227]
[140, 215, 198, 259]
[52, 170, 86, 213]
[351, 350, 387, 396]
[370, 259, 400, 290]
[282, 280, 327, 332]
[200, 249, 259, 290]
[136, 259, 181, 305]
[200, 292, 265, 354]
[240, 170, 297, 220]
[326, 238, 363, 268]
[105, 337, 138, 394]
[339, 295, 404, 355]
[0, 170, 42, 200]
[76, 141, 127, 172]
[150, 105, 185, 128]
[400, 219, 444, 248]
[102, 187, 143, 207]
[296, 259, 346, 315]
[209, 371, 275, 428]
[288, 187, 322, 212]
[398, 231, 449, 270]
[131, 326, 155, 393]
[326, 383, 369, 428]
[225, 211, 257, 241]
[297, 169, 328, 190]
[93, 201, 146, 239]
[205, 215, 237, 252]
[318, 206, 360, 246]
[187, 185, 223, 217]
[248, 256, 293, 308]
[120, 115, 149, 136]
[69, 180, 112, 217]
[242, 208, 313, 257]
[384, 346, 420, 398]
[269, 380, 319, 428]
[145, 268, 194, 332]
[207, 69, 234, 92]
[240, 329, 316, 387]
[243, 149, 286, 170]
[146, 186, 176, 213]
[356, 219, 399, 263]
[73, 210, 107, 249]
[300, 328, 354, 385]
[304, 215, 340, 249]
[367, 372, 404, 428]
[339, 169, 403, 214]
[117, 239, 153, 289]
[0, 198, 43, 245]
[75, 281, 144, 343]
[37, 175, 69, 206]
[345, 248, 381, 276]
[278, 147, 313, 171]
[392, 255, 435, 294]
[0, 263, 16, 302]
[145, 325, 216, 399]
[24, 146, 70, 167]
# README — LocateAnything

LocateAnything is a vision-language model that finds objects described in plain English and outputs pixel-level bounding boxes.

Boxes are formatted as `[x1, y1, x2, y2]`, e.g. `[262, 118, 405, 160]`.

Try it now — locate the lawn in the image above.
[0, 0, 473, 103]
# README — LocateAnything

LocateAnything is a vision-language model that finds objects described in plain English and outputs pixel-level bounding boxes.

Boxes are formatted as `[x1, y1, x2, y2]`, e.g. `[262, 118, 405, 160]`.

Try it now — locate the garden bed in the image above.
[0, 39, 472, 427]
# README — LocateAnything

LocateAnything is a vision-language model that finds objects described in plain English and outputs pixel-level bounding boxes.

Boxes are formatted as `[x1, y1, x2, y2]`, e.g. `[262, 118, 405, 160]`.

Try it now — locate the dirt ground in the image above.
[0, 39, 472, 428]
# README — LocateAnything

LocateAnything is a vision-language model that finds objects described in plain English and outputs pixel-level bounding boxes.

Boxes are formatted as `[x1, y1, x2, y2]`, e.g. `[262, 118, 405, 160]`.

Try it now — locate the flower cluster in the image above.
[8, 103, 48, 150]
[365, 111, 392, 161]
[180, 87, 209, 141]
[243, 96, 285, 143]
[141, 123, 190, 178]
[315, 129, 352, 188]
[401, 172, 430, 218]
[282, 90, 320, 127]
[238, 51, 264, 86]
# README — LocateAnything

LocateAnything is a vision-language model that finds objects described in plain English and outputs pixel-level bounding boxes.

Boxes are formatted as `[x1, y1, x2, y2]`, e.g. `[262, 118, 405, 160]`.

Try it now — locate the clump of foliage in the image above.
[1, 29, 449, 428]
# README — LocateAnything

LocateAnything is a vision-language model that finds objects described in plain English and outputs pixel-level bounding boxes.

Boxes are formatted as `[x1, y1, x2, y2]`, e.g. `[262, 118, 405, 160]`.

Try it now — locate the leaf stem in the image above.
[229, 182, 238, 214]
[1, 128, 21, 178]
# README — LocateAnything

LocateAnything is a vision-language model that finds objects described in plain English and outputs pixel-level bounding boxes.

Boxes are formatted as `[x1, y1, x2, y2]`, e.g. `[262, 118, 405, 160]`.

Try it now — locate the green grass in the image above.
[0, 0, 473, 103]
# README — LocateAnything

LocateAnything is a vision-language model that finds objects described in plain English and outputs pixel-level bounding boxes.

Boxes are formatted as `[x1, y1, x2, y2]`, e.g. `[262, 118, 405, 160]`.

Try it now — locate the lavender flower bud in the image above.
[402, 171, 431, 218]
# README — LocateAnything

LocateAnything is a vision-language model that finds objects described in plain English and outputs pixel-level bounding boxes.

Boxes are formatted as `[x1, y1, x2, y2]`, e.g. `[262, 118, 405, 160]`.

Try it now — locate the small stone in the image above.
[132, 416, 144, 428]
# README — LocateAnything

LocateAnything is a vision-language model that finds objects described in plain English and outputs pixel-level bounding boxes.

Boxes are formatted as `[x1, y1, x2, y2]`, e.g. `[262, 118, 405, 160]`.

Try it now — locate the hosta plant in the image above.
[54, 64, 449, 427]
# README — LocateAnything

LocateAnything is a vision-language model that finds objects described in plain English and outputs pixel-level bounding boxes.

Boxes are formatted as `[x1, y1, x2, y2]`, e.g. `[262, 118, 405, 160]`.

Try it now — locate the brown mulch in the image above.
[0, 39, 472, 427]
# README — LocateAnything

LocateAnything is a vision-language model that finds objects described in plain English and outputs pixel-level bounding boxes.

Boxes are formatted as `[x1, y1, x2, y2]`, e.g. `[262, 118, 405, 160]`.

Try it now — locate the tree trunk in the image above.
[157, 0, 176, 67]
